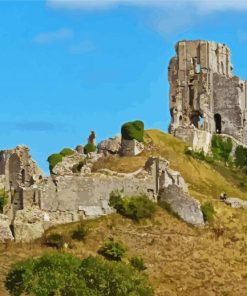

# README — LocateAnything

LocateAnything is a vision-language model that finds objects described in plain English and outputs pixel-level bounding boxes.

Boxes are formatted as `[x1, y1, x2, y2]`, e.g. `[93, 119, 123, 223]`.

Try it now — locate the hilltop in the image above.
[1, 129, 247, 296]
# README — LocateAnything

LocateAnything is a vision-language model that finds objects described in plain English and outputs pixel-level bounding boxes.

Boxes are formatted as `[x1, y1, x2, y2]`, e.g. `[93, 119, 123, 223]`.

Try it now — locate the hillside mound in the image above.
[1, 130, 247, 296]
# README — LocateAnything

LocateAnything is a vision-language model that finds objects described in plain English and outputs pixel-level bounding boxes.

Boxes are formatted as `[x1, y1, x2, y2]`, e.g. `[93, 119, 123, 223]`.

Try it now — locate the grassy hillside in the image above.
[1, 130, 247, 296]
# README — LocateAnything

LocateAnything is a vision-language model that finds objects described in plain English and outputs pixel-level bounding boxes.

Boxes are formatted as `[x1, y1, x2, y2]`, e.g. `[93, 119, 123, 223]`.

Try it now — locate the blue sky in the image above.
[1, 0, 247, 173]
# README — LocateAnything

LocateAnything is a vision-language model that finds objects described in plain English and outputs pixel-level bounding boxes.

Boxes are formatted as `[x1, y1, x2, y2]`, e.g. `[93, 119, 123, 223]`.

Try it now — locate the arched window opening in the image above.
[179, 115, 183, 125]
[191, 114, 200, 128]
[214, 113, 222, 134]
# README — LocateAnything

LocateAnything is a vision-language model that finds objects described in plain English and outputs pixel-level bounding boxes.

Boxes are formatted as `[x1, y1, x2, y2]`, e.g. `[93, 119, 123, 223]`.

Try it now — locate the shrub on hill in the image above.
[121, 120, 144, 142]
[211, 135, 232, 163]
[5, 253, 154, 296]
[84, 143, 97, 154]
[71, 222, 88, 241]
[47, 153, 63, 172]
[60, 148, 75, 157]
[185, 147, 214, 163]
[98, 237, 126, 261]
[42, 233, 69, 249]
[109, 191, 156, 222]
[130, 256, 147, 271]
[201, 202, 215, 223]
[0, 190, 8, 213]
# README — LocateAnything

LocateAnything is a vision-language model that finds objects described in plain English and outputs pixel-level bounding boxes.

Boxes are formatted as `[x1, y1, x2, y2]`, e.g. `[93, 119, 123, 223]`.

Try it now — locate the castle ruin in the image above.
[169, 40, 247, 149]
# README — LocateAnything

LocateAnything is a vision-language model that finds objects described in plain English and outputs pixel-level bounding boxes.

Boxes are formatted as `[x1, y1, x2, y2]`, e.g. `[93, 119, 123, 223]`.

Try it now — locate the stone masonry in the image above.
[169, 40, 247, 150]
[0, 145, 204, 242]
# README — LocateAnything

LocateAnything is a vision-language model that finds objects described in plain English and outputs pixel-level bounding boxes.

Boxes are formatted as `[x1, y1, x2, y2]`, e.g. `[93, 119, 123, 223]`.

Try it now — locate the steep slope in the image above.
[1, 130, 247, 296]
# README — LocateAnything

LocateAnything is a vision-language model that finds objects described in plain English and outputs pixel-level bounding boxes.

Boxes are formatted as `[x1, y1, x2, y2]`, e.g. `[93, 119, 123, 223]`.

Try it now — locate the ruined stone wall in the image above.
[213, 73, 244, 141]
[169, 39, 247, 148]
[39, 157, 187, 217]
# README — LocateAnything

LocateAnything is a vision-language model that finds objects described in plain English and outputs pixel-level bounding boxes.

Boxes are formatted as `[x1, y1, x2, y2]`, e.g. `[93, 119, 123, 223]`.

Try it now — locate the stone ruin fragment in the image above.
[169, 40, 247, 152]
[0, 144, 204, 242]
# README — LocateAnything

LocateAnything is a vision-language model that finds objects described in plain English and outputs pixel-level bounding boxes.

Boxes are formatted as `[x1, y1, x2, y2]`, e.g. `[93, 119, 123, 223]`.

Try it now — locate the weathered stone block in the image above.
[120, 139, 144, 156]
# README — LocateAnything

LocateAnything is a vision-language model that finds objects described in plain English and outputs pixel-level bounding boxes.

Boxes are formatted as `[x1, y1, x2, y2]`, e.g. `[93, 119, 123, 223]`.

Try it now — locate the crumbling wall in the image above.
[169, 39, 247, 148]
[213, 73, 244, 142]
[0, 145, 45, 220]
[40, 156, 187, 216]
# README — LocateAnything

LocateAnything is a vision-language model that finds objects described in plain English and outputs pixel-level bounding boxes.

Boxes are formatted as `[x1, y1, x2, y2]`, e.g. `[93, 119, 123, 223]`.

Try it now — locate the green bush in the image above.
[211, 135, 232, 162]
[84, 143, 97, 154]
[121, 120, 144, 142]
[235, 145, 247, 170]
[185, 147, 214, 163]
[130, 256, 146, 271]
[80, 256, 154, 296]
[109, 191, 156, 222]
[47, 153, 63, 172]
[6, 253, 154, 296]
[98, 238, 126, 261]
[42, 233, 67, 249]
[185, 147, 205, 160]
[201, 202, 215, 222]
[0, 190, 8, 213]
[71, 222, 88, 241]
[60, 148, 75, 157]
[5, 253, 90, 296]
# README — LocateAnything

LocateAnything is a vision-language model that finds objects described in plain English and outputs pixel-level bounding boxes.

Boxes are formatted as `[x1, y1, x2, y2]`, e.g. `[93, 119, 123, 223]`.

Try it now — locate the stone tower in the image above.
[169, 40, 247, 147]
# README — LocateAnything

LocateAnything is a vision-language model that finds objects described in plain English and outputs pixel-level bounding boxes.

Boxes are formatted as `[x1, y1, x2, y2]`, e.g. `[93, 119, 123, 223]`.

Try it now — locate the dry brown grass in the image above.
[1, 130, 247, 296]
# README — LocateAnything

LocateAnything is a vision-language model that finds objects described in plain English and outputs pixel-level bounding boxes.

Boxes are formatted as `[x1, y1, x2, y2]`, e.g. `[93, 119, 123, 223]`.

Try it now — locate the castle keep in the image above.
[169, 40, 247, 148]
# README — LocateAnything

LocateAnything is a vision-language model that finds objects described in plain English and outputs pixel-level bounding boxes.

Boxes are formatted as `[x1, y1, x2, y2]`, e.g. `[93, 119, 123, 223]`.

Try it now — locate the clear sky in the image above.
[1, 0, 247, 173]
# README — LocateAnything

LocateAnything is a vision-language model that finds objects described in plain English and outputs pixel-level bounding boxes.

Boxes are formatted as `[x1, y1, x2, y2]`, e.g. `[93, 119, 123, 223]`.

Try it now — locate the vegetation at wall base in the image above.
[109, 191, 156, 221]
[211, 135, 233, 163]
[184, 147, 214, 163]
[5, 253, 154, 296]
[121, 120, 144, 142]
[201, 202, 216, 223]
[235, 145, 247, 172]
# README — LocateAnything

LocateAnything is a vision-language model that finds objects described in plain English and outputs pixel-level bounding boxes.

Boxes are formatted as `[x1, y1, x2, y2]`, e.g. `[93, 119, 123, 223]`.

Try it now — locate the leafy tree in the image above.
[121, 120, 144, 142]
[80, 256, 154, 296]
[6, 253, 154, 296]
[5, 253, 89, 296]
